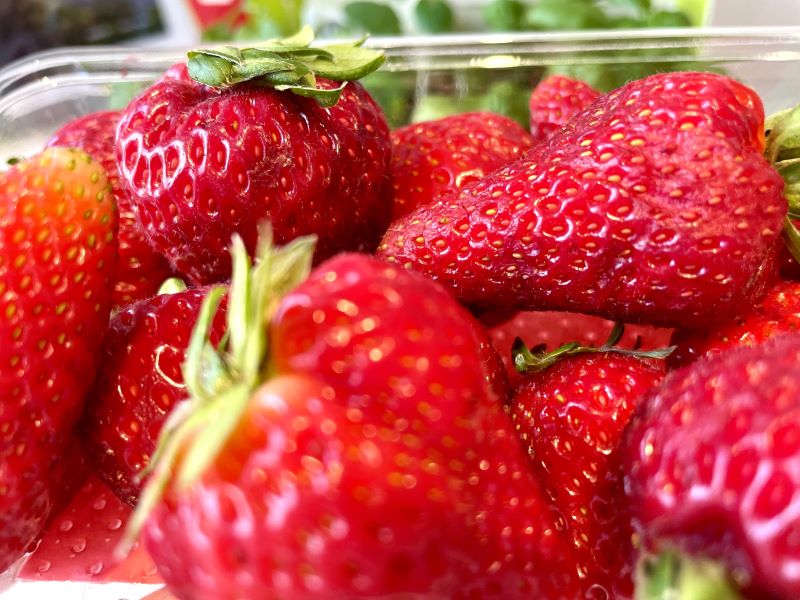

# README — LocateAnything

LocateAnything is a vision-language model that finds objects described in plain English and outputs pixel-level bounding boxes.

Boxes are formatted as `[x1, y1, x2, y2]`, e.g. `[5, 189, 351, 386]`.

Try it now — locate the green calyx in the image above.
[512, 322, 675, 374]
[117, 225, 316, 556]
[635, 552, 745, 600]
[187, 26, 385, 107]
[765, 105, 800, 265]
[157, 277, 188, 295]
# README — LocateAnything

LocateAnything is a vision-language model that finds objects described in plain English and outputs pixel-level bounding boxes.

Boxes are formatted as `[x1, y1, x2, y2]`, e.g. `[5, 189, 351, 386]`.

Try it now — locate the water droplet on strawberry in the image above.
[36, 560, 51, 573]
[59, 519, 73, 533]
[93, 497, 107, 511]
[86, 560, 104, 576]
[107, 517, 123, 531]
[71, 538, 87, 553]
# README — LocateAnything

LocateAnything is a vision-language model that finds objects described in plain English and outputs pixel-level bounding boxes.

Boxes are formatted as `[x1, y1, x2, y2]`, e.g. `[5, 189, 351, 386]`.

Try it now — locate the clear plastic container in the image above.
[2, 27, 800, 162]
[2, 25, 800, 599]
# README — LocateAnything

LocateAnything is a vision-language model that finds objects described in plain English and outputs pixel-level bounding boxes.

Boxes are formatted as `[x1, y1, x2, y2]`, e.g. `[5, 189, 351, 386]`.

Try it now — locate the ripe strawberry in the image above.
[511, 329, 668, 598]
[670, 280, 800, 368]
[529, 75, 600, 142]
[18, 476, 160, 583]
[378, 72, 785, 329]
[116, 33, 392, 286]
[622, 334, 800, 598]
[80, 285, 227, 506]
[487, 310, 672, 387]
[0, 148, 117, 573]
[46, 110, 174, 307]
[132, 232, 579, 599]
[390, 112, 533, 218]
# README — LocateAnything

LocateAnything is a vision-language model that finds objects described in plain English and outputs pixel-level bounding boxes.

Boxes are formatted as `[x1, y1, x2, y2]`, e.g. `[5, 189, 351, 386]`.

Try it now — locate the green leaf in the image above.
[607, 15, 646, 29]
[411, 94, 483, 123]
[186, 29, 385, 106]
[414, 0, 455, 33]
[605, 0, 650, 16]
[361, 71, 415, 128]
[108, 81, 148, 111]
[303, 44, 387, 81]
[344, 1, 403, 35]
[636, 552, 745, 600]
[482, 0, 526, 32]
[785, 217, 800, 265]
[157, 278, 188, 295]
[242, 0, 305, 38]
[645, 9, 692, 28]
[675, 0, 712, 26]
[479, 81, 530, 129]
[275, 81, 348, 107]
[526, 0, 610, 30]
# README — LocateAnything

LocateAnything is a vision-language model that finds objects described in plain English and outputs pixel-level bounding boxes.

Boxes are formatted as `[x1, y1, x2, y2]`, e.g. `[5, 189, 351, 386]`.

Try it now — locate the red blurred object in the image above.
[187, 0, 243, 28]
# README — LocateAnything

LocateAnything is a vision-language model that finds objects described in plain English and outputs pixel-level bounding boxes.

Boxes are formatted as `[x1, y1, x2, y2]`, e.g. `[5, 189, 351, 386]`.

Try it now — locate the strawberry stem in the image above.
[187, 26, 385, 107]
[157, 278, 188, 295]
[635, 552, 745, 600]
[765, 105, 800, 253]
[117, 224, 317, 557]
[512, 322, 675, 374]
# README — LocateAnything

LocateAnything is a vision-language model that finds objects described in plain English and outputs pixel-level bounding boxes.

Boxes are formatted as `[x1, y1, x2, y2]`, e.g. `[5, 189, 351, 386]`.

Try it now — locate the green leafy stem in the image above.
[188, 26, 385, 107]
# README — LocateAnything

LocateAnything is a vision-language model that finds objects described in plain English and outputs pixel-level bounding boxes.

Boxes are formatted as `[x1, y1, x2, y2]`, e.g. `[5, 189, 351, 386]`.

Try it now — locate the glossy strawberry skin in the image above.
[116, 64, 393, 286]
[528, 75, 600, 142]
[488, 310, 672, 388]
[391, 112, 533, 219]
[378, 72, 785, 329]
[0, 148, 117, 573]
[46, 110, 173, 307]
[513, 353, 664, 599]
[80, 288, 226, 506]
[670, 280, 800, 368]
[622, 334, 800, 598]
[18, 475, 160, 584]
[144, 254, 579, 599]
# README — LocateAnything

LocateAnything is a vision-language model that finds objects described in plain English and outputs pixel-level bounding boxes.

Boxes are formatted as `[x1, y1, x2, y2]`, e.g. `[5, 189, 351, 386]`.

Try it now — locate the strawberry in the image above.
[670, 280, 800, 368]
[115, 30, 392, 286]
[390, 112, 533, 219]
[621, 333, 800, 598]
[487, 310, 672, 387]
[528, 75, 600, 142]
[511, 328, 668, 598]
[80, 284, 227, 506]
[17, 476, 160, 584]
[127, 230, 579, 599]
[377, 72, 785, 329]
[0, 148, 117, 573]
[46, 110, 174, 307]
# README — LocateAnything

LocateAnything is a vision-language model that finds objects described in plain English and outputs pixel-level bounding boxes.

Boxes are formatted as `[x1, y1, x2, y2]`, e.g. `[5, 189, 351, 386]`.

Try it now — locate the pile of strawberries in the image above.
[3, 28, 800, 600]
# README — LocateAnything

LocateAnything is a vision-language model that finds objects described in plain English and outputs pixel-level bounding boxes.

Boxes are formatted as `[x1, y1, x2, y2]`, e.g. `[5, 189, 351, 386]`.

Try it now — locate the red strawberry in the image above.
[621, 334, 800, 598]
[116, 33, 392, 286]
[390, 112, 533, 218]
[529, 75, 600, 142]
[46, 110, 174, 307]
[511, 330, 668, 598]
[487, 310, 672, 387]
[0, 148, 117, 573]
[18, 476, 160, 583]
[670, 280, 800, 368]
[131, 232, 579, 599]
[80, 285, 226, 506]
[378, 72, 785, 329]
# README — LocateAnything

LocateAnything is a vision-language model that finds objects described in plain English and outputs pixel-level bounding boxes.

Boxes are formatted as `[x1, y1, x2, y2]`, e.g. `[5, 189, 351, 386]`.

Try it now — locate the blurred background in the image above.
[6, 0, 794, 70]
[1, 0, 796, 132]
